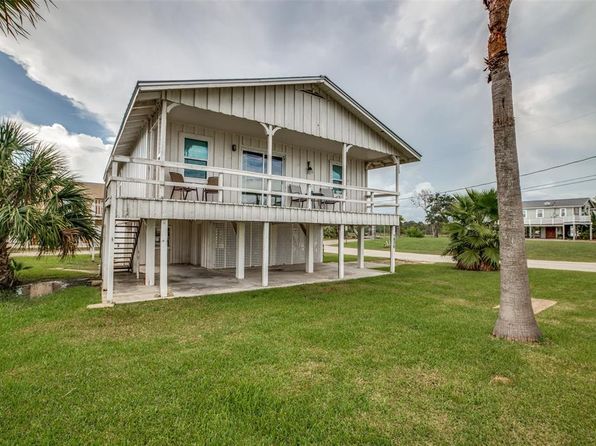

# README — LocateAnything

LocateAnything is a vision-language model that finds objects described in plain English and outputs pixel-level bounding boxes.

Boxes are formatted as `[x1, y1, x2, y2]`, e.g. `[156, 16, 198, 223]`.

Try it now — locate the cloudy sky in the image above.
[1, 0, 595, 219]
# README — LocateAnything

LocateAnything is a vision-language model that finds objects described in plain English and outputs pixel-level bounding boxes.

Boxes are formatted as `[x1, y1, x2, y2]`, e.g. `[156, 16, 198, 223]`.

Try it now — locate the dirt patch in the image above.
[490, 375, 512, 385]
[493, 298, 557, 315]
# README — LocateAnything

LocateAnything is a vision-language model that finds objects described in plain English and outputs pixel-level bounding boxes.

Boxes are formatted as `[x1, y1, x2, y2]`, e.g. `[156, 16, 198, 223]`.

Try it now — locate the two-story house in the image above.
[523, 197, 594, 240]
[99, 76, 421, 305]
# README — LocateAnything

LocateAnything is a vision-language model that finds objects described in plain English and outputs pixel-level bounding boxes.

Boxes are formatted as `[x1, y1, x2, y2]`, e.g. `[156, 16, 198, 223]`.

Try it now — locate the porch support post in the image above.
[158, 99, 167, 199]
[145, 219, 155, 286]
[342, 144, 352, 212]
[562, 226, 565, 240]
[590, 224, 593, 240]
[306, 224, 314, 273]
[573, 223, 576, 240]
[262, 222, 270, 286]
[260, 123, 282, 207]
[104, 161, 118, 304]
[357, 226, 365, 269]
[236, 222, 245, 280]
[159, 219, 168, 298]
[390, 225, 396, 273]
[103, 206, 115, 303]
[338, 224, 345, 279]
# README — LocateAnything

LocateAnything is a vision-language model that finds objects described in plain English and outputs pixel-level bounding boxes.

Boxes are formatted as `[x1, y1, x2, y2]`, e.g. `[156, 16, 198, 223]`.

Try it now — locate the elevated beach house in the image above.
[100, 76, 421, 304]
[523, 197, 594, 240]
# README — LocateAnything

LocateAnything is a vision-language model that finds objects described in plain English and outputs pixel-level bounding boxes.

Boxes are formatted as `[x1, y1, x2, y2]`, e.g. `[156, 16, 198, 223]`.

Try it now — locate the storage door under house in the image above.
[203, 222, 321, 269]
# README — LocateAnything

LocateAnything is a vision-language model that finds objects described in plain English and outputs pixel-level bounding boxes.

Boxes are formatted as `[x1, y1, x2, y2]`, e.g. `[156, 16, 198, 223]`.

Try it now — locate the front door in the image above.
[545, 227, 556, 239]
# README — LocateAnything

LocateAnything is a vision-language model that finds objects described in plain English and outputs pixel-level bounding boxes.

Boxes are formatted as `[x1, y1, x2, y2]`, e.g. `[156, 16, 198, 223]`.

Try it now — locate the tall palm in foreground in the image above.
[484, 0, 541, 341]
[0, 119, 98, 288]
[0, 0, 53, 38]
[443, 189, 499, 272]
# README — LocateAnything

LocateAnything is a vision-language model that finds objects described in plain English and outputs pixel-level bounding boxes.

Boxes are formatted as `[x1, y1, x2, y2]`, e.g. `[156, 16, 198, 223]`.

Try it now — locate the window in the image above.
[331, 162, 343, 194]
[522, 210, 527, 219]
[536, 209, 544, 218]
[559, 208, 567, 217]
[184, 138, 208, 179]
[241, 150, 284, 206]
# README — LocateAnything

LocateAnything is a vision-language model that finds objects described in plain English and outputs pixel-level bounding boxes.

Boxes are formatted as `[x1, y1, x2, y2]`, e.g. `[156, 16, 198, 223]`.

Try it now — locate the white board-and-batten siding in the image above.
[135, 220, 323, 269]
[166, 84, 397, 157]
[120, 119, 368, 213]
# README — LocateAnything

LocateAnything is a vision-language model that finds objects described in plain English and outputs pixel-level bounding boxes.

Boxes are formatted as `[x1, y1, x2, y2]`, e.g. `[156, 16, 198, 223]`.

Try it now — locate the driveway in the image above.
[323, 240, 596, 273]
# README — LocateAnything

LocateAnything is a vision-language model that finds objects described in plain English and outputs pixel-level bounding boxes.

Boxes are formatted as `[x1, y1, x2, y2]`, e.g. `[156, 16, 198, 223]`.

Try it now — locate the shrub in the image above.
[443, 189, 500, 271]
[405, 227, 425, 238]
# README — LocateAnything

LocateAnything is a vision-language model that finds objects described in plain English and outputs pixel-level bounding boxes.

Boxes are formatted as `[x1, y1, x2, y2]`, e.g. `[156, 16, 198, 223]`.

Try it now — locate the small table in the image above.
[310, 191, 324, 209]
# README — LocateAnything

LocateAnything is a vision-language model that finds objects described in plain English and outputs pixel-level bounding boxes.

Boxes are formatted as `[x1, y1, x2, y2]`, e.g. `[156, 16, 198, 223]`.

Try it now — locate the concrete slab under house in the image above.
[98, 76, 422, 304]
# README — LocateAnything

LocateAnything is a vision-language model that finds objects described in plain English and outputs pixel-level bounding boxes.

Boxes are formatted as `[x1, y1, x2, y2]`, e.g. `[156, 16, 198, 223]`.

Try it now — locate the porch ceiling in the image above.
[169, 105, 389, 161]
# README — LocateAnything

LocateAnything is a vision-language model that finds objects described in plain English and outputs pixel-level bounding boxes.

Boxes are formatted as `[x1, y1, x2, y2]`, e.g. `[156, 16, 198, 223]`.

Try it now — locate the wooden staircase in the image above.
[113, 219, 141, 272]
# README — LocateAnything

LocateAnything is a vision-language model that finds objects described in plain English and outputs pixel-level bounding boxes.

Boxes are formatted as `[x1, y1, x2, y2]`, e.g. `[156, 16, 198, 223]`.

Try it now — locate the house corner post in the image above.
[262, 222, 270, 286]
[338, 224, 345, 279]
[236, 222, 245, 280]
[105, 161, 118, 304]
[389, 225, 396, 273]
[357, 226, 365, 269]
[159, 219, 168, 298]
[306, 224, 314, 273]
[145, 219, 156, 286]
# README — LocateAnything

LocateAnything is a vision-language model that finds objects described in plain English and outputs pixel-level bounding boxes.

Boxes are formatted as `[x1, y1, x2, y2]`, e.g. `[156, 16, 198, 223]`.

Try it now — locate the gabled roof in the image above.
[108, 75, 421, 171]
[523, 197, 594, 208]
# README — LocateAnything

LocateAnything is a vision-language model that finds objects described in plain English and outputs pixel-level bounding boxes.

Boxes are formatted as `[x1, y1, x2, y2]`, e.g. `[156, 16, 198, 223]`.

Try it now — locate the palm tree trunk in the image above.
[485, 0, 541, 341]
[0, 239, 15, 289]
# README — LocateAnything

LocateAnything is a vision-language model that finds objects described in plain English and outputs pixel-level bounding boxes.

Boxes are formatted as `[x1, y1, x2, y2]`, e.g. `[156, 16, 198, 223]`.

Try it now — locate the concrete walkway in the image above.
[324, 241, 596, 273]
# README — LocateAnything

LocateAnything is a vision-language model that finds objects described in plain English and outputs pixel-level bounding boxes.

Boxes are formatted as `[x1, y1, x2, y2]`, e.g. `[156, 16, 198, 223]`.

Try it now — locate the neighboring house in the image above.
[100, 76, 421, 304]
[523, 197, 594, 240]
[79, 181, 105, 228]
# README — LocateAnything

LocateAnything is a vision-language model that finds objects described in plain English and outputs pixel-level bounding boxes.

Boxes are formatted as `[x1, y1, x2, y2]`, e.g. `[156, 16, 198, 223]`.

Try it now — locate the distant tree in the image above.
[0, 120, 98, 288]
[484, 0, 541, 341]
[443, 189, 499, 271]
[0, 0, 54, 39]
[412, 190, 453, 237]
[425, 193, 454, 237]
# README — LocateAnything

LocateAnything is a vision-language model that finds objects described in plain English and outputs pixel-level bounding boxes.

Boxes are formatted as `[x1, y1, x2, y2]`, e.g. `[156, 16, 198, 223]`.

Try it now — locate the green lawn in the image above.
[344, 236, 596, 262]
[12, 254, 100, 283]
[1, 264, 595, 444]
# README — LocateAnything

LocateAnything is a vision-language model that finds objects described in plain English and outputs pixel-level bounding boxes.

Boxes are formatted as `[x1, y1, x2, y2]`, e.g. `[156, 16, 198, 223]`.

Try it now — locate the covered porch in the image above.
[110, 262, 388, 304]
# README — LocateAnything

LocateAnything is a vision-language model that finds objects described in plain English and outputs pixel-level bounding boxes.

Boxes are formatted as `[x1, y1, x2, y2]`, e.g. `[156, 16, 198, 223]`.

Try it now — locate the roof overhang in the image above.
[106, 76, 422, 179]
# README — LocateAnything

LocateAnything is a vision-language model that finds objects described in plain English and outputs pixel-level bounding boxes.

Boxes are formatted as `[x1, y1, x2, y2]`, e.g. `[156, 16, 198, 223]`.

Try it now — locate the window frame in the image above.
[178, 133, 213, 183]
[240, 146, 285, 206]
[559, 208, 567, 217]
[330, 161, 343, 195]
[536, 209, 544, 218]
[522, 210, 527, 219]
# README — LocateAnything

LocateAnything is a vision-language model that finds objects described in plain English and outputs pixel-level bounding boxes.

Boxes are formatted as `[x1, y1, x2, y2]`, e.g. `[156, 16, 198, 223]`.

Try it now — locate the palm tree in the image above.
[443, 189, 500, 271]
[0, 0, 53, 38]
[484, 0, 541, 341]
[0, 119, 98, 288]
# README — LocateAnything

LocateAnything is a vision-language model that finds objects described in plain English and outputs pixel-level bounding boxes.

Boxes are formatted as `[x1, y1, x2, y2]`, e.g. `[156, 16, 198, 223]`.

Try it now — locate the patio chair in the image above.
[169, 172, 199, 200]
[288, 184, 307, 207]
[319, 187, 339, 210]
[203, 176, 220, 201]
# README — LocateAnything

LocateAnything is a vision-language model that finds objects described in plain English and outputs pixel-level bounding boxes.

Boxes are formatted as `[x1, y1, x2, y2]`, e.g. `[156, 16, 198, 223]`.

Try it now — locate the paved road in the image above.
[323, 241, 596, 273]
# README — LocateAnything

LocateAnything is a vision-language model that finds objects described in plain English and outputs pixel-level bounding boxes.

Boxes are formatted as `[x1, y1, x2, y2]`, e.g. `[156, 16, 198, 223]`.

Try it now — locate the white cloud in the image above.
[1, 0, 595, 214]
[7, 114, 111, 182]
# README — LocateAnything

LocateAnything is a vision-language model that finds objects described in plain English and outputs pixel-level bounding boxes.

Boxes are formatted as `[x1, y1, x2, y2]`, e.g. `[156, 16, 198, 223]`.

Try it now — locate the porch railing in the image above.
[107, 156, 399, 215]
[524, 216, 591, 225]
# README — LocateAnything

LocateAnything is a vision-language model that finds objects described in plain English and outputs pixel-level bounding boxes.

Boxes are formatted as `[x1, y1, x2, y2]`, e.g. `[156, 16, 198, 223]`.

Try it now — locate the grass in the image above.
[343, 236, 596, 262]
[12, 254, 100, 283]
[1, 263, 595, 444]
